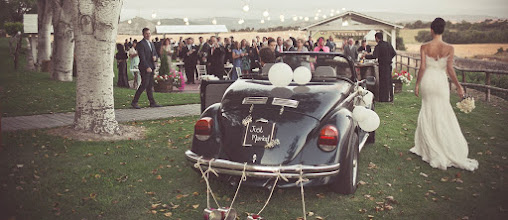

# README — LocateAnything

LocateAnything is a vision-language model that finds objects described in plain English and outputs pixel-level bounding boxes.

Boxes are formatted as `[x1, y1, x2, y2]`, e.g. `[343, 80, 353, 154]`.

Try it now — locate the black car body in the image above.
[185, 52, 376, 194]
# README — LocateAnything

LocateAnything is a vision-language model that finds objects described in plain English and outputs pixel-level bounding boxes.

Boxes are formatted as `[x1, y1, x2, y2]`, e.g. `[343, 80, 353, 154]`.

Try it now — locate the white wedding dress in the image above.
[410, 56, 478, 171]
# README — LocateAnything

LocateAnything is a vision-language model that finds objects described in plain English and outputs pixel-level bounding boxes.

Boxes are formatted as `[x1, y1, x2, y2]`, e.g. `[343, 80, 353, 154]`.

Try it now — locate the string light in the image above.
[127, 19, 132, 24]
[243, 4, 250, 12]
[263, 10, 269, 17]
[260, 19, 265, 24]
[212, 18, 217, 25]
[157, 20, 161, 25]
[183, 17, 189, 23]
[304, 17, 309, 21]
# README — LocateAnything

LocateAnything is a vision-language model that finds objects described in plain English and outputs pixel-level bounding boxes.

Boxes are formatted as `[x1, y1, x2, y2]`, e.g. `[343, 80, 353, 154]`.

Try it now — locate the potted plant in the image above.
[392, 70, 412, 93]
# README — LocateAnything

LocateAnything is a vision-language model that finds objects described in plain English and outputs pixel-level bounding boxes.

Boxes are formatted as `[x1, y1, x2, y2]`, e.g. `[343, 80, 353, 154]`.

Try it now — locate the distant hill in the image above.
[118, 12, 502, 34]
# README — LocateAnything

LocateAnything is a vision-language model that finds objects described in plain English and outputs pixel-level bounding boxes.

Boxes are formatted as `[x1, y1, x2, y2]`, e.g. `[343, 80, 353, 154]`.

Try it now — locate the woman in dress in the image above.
[296, 38, 309, 52]
[128, 40, 140, 89]
[412, 18, 478, 171]
[115, 43, 129, 88]
[231, 41, 242, 80]
[240, 39, 251, 76]
[160, 38, 173, 71]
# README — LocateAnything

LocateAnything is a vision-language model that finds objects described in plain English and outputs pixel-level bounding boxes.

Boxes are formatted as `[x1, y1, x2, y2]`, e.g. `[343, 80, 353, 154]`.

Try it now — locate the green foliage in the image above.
[159, 54, 170, 76]
[415, 29, 508, 44]
[410, 19, 508, 43]
[0, 0, 37, 27]
[396, 29, 406, 51]
[496, 47, 504, 54]
[4, 22, 23, 35]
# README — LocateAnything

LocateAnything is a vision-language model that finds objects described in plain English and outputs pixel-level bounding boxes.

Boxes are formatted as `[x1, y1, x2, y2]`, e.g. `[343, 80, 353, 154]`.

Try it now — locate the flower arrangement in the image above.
[392, 70, 413, 86]
[154, 70, 184, 89]
[456, 96, 475, 113]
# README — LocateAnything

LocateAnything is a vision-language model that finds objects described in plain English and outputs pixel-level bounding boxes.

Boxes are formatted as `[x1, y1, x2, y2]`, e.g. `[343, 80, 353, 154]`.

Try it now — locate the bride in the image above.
[411, 18, 478, 171]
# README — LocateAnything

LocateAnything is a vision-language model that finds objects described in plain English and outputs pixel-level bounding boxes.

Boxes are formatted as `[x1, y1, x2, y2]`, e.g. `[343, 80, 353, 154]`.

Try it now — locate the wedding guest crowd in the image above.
[120, 30, 395, 91]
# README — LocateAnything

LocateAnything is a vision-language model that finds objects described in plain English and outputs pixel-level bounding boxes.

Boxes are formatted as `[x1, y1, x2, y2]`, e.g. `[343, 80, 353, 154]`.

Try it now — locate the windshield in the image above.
[243, 52, 356, 82]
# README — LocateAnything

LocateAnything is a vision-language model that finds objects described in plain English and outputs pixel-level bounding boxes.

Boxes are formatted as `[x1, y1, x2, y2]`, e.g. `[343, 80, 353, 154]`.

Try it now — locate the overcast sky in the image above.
[121, 0, 508, 20]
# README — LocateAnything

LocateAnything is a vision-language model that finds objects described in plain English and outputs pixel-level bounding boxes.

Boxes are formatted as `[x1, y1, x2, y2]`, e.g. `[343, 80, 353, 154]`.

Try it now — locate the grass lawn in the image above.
[1, 81, 507, 219]
[0, 38, 199, 117]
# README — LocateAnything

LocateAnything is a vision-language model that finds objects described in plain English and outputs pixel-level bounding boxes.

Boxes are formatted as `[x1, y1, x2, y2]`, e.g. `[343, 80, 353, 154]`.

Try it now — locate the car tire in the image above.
[366, 102, 376, 144]
[330, 132, 359, 194]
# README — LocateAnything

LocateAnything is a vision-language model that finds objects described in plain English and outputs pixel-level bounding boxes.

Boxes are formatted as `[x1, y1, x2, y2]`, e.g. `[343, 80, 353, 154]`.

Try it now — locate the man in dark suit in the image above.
[207, 36, 225, 80]
[131, 28, 161, 109]
[357, 40, 372, 53]
[182, 37, 199, 84]
[364, 32, 397, 102]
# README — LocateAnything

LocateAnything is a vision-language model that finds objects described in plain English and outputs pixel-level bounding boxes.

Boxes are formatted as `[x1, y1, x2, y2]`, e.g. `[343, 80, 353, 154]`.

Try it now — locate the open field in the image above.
[405, 43, 508, 58]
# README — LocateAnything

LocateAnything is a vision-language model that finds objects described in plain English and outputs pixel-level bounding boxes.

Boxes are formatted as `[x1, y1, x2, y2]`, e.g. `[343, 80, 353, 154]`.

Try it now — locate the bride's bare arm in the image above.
[415, 45, 427, 97]
[446, 47, 464, 97]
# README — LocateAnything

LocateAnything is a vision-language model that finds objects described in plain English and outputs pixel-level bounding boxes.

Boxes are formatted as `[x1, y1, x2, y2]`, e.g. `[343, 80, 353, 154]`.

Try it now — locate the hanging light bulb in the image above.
[292, 16, 298, 21]
[151, 12, 156, 19]
[127, 19, 132, 24]
[185, 22, 189, 25]
[212, 18, 217, 25]
[322, 15, 327, 19]
[263, 10, 269, 17]
[260, 19, 265, 24]
[342, 21, 349, 26]
[304, 17, 309, 21]
[157, 20, 161, 25]
[299, 16, 303, 20]
[267, 17, 271, 21]
[342, 7, 346, 11]
[243, 4, 250, 12]
[330, 12, 334, 16]
[314, 16, 319, 20]
[183, 17, 189, 23]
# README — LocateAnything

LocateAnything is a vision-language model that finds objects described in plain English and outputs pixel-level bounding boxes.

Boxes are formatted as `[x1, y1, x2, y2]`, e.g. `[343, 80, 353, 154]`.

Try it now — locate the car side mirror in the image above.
[366, 76, 376, 86]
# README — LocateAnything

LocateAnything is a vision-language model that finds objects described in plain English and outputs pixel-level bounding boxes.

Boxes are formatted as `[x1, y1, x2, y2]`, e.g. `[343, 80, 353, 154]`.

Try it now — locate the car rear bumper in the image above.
[185, 150, 340, 179]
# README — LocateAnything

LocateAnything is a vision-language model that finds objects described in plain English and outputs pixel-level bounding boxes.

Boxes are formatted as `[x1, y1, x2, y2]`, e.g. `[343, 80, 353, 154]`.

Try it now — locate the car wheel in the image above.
[366, 102, 376, 144]
[330, 132, 359, 194]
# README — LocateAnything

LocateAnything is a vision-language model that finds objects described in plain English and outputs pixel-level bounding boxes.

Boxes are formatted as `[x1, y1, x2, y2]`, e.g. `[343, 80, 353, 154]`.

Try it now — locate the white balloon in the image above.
[293, 66, 312, 85]
[358, 109, 380, 132]
[362, 91, 374, 106]
[268, 63, 293, 87]
[352, 106, 367, 122]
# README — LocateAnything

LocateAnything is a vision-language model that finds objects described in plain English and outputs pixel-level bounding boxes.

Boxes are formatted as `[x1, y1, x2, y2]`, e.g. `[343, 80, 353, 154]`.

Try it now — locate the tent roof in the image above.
[301, 11, 403, 31]
[155, 25, 228, 34]
[23, 14, 54, 34]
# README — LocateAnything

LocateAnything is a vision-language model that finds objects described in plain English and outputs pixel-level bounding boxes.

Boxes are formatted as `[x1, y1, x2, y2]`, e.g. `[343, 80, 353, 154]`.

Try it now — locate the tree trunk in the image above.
[71, 0, 123, 135]
[25, 37, 37, 71]
[37, 0, 52, 67]
[51, 0, 74, 82]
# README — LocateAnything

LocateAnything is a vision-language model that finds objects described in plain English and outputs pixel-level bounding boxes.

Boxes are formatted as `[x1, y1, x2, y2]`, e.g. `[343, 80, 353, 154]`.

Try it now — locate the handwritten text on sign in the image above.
[243, 122, 276, 147]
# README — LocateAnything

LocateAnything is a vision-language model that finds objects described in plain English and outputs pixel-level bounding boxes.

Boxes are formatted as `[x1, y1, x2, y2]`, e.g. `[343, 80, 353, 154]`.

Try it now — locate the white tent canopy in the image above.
[301, 11, 402, 50]
[155, 25, 228, 34]
[364, 30, 377, 41]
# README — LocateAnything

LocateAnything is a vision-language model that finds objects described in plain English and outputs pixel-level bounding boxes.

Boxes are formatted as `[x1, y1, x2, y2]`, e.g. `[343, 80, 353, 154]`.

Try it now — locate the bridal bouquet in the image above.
[392, 70, 413, 86]
[456, 96, 475, 113]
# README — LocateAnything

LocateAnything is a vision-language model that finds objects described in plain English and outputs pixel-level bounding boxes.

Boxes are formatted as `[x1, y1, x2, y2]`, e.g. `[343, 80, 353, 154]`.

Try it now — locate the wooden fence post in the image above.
[485, 72, 491, 102]
[407, 56, 410, 72]
[461, 70, 466, 93]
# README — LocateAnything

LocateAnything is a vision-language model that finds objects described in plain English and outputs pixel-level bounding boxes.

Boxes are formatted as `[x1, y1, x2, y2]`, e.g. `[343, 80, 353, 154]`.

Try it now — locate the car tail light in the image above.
[318, 125, 339, 151]
[195, 117, 213, 141]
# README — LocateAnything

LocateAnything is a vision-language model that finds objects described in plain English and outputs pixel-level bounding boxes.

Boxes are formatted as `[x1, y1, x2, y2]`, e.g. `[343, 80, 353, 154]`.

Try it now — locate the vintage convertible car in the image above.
[185, 52, 378, 194]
